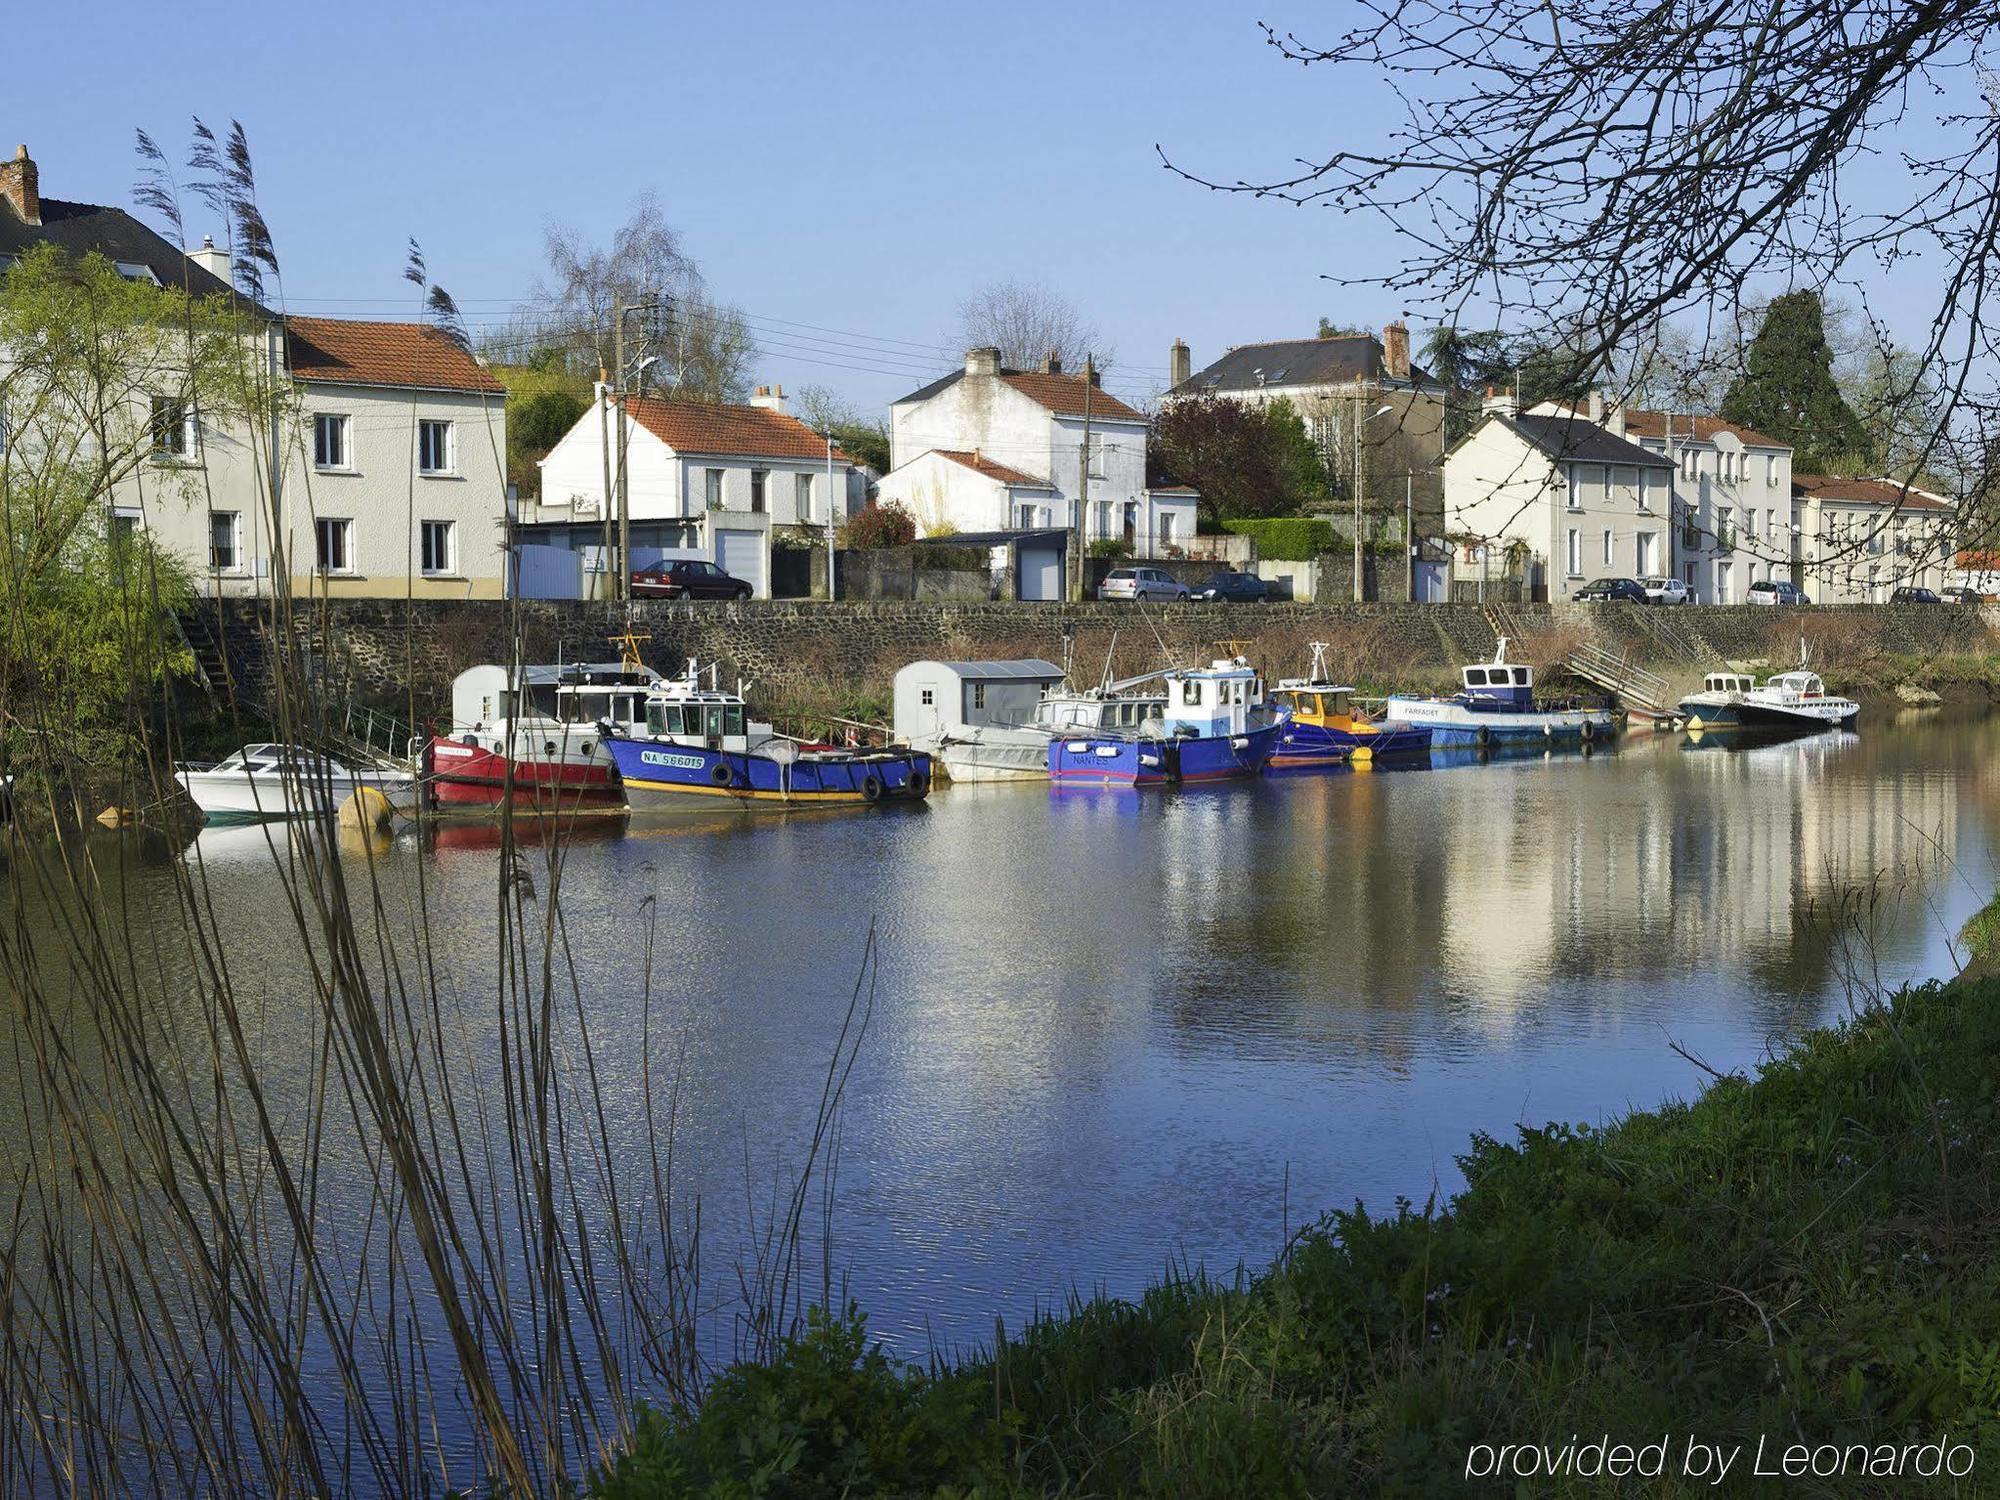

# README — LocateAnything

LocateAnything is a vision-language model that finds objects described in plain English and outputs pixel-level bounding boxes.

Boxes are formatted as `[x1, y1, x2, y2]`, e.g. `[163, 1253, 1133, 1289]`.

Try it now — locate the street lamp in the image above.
[1355, 402, 1394, 602]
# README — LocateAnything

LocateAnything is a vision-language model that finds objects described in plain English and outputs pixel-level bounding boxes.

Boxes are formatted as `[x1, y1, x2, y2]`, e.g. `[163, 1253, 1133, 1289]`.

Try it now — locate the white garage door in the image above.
[715, 529, 766, 597]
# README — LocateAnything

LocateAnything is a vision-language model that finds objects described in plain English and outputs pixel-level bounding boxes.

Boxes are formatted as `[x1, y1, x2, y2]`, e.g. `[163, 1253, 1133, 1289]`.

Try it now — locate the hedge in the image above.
[1219, 516, 1336, 561]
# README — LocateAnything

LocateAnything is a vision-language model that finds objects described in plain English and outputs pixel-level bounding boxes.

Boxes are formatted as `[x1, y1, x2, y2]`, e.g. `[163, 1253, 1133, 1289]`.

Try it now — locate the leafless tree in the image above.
[952, 278, 1107, 370]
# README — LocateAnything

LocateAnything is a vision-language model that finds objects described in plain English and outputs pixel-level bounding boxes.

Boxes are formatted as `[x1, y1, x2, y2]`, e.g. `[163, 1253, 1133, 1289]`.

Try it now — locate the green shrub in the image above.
[1219, 516, 1337, 561]
[1089, 537, 1134, 559]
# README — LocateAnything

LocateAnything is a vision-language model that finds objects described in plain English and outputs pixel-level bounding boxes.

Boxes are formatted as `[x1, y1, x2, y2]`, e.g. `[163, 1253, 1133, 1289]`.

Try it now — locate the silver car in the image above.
[1099, 566, 1190, 602]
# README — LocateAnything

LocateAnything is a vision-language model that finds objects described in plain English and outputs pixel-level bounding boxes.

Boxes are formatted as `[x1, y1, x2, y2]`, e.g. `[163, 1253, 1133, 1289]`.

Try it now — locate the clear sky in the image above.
[7, 1, 1940, 415]
[6, 0, 1435, 412]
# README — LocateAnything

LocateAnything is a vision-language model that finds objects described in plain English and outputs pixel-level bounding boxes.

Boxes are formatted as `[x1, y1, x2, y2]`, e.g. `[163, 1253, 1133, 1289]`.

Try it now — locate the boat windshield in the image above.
[648, 701, 747, 737]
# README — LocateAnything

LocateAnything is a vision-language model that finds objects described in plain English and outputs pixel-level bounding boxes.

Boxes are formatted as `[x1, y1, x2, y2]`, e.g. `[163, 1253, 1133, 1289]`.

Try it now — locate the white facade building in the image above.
[1619, 411, 1795, 604]
[1792, 475, 1956, 602]
[880, 348, 1197, 558]
[532, 385, 864, 598]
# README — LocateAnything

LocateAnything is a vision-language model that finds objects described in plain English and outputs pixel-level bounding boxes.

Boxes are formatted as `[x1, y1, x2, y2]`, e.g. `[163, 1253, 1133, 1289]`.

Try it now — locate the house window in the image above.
[1602, 529, 1613, 566]
[420, 519, 455, 575]
[1636, 470, 1651, 511]
[151, 396, 193, 459]
[750, 470, 767, 513]
[1018, 503, 1036, 527]
[972, 682, 987, 710]
[1095, 501, 1112, 538]
[1566, 528, 1582, 576]
[1087, 436, 1105, 479]
[209, 511, 240, 570]
[1765, 508, 1777, 542]
[795, 472, 813, 522]
[705, 468, 724, 509]
[417, 420, 454, 475]
[1765, 454, 1778, 486]
[314, 413, 350, 470]
[1681, 448, 1697, 480]
[1718, 506, 1734, 549]
[315, 517, 354, 574]
[1566, 467, 1584, 510]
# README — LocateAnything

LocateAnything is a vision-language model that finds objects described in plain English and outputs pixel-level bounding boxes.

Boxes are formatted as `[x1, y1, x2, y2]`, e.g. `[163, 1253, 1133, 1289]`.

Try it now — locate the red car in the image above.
[630, 560, 755, 600]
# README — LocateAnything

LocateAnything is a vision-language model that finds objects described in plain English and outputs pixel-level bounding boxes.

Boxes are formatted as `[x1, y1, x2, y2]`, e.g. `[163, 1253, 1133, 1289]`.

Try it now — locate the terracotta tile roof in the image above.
[625, 396, 852, 462]
[1618, 410, 1788, 449]
[1147, 484, 1199, 494]
[1792, 474, 1954, 512]
[1000, 371, 1146, 422]
[932, 449, 1048, 486]
[285, 316, 504, 393]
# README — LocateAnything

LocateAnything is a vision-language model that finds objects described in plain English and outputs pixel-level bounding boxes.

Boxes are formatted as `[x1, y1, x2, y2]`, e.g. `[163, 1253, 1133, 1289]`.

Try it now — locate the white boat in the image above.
[937, 688, 1167, 782]
[176, 744, 419, 823]
[1675, 671, 1758, 729]
[1735, 669, 1859, 732]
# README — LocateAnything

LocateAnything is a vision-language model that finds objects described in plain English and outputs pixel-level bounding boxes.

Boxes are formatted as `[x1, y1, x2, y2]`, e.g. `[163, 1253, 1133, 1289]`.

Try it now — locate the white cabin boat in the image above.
[1736, 670, 1859, 732]
[176, 745, 418, 823]
[937, 689, 1168, 782]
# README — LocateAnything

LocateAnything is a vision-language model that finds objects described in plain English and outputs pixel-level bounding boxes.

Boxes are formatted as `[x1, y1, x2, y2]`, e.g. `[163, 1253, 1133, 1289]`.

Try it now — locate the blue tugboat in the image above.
[1046, 657, 1281, 786]
[599, 661, 930, 808]
[1383, 638, 1616, 748]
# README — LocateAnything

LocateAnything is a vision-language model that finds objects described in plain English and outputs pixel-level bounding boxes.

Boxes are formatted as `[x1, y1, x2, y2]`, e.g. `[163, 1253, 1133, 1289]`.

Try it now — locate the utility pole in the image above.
[613, 293, 630, 604]
[1352, 388, 1364, 602]
[1406, 471, 1414, 602]
[824, 428, 837, 600]
[597, 343, 614, 603]
[1073, 354, 1093, 603]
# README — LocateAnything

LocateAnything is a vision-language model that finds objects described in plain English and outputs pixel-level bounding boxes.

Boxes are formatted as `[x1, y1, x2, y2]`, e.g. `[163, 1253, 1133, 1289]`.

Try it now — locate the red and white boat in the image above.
[422, 660, 659, 810]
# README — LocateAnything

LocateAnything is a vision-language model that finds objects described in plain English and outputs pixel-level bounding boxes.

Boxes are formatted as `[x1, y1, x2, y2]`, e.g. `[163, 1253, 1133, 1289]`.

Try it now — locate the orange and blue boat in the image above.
[1269, 643, 1433, 766]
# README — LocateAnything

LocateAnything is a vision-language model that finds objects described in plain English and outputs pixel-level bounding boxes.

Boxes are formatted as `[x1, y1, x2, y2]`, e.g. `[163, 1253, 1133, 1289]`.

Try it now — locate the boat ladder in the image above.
[1565, 642, 1675, 719]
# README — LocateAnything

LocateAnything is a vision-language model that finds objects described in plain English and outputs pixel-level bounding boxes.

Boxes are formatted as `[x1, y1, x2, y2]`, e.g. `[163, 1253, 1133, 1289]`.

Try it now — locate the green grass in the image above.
[592, 973, 2000, 1496]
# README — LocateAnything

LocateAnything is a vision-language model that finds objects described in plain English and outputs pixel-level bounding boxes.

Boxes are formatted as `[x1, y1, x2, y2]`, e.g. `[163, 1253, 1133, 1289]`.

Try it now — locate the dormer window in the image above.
[115, 261, 159, 285]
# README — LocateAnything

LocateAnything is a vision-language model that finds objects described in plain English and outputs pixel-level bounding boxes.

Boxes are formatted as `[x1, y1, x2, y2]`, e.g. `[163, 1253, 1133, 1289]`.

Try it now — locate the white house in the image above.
[879, 348, 1198, 557]
[1443, 398, 1676, 600]
[531, 385, 865, 598]
[1, 144, 511, 599]
[1792, 474, 1956, 602]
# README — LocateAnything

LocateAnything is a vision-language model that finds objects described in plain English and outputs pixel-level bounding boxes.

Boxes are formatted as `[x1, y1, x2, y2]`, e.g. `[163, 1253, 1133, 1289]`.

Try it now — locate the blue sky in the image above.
[8, 1, 1941, 414]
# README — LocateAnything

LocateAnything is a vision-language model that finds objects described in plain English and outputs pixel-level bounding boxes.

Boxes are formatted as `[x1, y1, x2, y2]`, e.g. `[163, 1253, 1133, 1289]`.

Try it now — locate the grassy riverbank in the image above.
[593, 972, 2000, 1497]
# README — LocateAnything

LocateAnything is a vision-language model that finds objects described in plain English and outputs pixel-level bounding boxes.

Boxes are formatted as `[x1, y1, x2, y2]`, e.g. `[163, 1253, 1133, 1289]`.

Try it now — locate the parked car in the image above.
[1194, 571, 1269, 603]
[1574, 577, 1647, 603]
[1942, 585, 1990, 604]
[1890, 586, 1942, 605]
[1747, 580, 1811, 606]
[1642, 576, 1692, 605]
[1099, 566, 1190, 602]
[630, 560, 754, 600]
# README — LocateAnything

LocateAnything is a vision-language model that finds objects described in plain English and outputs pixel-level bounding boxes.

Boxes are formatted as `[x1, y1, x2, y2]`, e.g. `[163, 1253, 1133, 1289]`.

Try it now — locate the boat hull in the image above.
[1047, 720, 1280, 785]
[1734, 702, 1858, 733]
[1676, 697, 1747, 729]
[601, 736, 931, 807]
[937, 731, 1053, 783]
[1270, 716, 1430, 765]
[1383, 697, 1616, 747]
[177, 769, 418, 822]
[423, 738, 624, 809]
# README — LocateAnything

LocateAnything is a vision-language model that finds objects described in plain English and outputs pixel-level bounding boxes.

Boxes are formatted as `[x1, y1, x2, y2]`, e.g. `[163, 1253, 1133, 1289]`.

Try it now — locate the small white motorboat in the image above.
[1735, 670, 1859, 733]
[176, 744, 418, 823]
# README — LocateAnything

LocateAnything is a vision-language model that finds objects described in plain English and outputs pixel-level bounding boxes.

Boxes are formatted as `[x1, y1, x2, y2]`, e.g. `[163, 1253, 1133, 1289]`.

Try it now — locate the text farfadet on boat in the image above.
[1269, 641, 1431, 766]
[1046, 656, 1281, 786]
[1382, 637, 1616, 748]
[598, 660, 931, 808]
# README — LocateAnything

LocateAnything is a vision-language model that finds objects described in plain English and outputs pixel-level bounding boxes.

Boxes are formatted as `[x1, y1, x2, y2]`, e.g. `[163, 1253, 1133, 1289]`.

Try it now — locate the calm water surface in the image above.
[50, 715, 2000, 1356]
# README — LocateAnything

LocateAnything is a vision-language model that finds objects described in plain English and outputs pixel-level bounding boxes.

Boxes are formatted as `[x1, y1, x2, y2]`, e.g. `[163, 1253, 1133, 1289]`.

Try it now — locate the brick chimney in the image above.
[1483, 385, 1518, 418]
[0, 144, 40, 226]
[1382, 320, 1410, 382]
[1169, 338, 1191, 388]
[1086, 356, 1101, 389]
[1041, 350, 1062, 374]
[965, 346, 1001, 377]
[187, 233, 232, 285]
[749, 383, 788, 415]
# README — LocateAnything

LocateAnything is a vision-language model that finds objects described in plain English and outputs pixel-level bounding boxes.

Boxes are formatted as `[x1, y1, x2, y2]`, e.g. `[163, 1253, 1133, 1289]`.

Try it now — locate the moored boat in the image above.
[422, 661, 658, 810]
[1270, 642, 1430, 766]
[1383, 638, 1616, 748]
[938, 687, 1168, 783]
[1046, 656, 1281, 786]
[600, 661, 931, 808]
[177, 744, 418, 823]
[1675, 670, 1759, 730]
[1734, 668, 1859, 733]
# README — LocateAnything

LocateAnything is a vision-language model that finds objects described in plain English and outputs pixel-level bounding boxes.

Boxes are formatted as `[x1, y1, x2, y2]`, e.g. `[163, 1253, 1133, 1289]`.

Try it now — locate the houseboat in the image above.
[1383, 638, 1616, 747]
[422, 661, 659, 810]
[599, 661, 931, 808]
[177, 745, 419, 822]
[1270, 643, 1431, 766]
[1046, 657, 1281, 786]
[1675, 671, 1759, 730]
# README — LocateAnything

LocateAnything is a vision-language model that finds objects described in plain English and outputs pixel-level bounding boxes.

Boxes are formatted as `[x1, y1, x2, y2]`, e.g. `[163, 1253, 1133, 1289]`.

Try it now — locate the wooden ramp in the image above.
[1567, 642, 1677, 721]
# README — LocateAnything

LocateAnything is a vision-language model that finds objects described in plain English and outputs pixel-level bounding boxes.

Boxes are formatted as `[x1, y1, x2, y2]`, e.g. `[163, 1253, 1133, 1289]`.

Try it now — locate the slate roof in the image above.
[1494, 412, 1675, 469]
[286, 315, 504, 393]
[0, 196, 260, 310]
[1792, 474, 1953, 512]
[626, 396, 853, 461]
[892, 367, 1147, 422]
[931, 449, 1050, 486]
[1169, 335, 1443, 397]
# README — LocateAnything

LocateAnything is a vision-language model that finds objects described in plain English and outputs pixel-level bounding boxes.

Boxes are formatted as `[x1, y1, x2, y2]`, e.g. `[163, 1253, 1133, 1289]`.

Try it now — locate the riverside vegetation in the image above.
[591, 966, 2000, 1497]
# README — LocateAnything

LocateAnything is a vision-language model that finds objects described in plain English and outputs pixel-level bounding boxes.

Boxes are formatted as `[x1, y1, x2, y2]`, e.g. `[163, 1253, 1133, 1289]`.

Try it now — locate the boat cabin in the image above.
[1701, 673, 1756, 696]
[1032, 691, 1167, 734]
[1458, 639, 1535, 710]
[450, 662, 660, 735]
[893, 659, 1066, 748]
[638, 664, 778, 753]
[1163, 658, 1266, 738]
[1272, 683, 1354, 722]
[1758, 671, 1826, 700]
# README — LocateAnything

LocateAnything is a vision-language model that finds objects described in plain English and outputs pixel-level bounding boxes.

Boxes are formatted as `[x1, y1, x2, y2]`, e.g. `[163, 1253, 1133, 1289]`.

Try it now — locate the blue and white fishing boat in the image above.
[1046, 656, 1281, 786]
[1383, 638, 1616, 748]
[598, 661, 931, 808]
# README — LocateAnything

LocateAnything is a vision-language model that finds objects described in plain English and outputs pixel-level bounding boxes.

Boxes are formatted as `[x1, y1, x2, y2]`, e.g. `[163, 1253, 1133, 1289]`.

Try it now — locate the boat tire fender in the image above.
[1580, 720, 1595, 743]
[861, 774, 883, 803]
[1475, 725, 1493, 750]
[908, 770, 929, 799]
[711, 761, 734, 788]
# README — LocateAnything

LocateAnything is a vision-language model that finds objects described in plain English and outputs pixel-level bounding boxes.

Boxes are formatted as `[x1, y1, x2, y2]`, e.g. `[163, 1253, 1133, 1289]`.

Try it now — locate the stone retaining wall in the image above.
[188, 597, 1999, 721]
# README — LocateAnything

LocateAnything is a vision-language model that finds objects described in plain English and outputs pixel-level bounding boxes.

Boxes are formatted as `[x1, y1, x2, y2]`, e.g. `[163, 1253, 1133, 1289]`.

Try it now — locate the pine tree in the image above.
[1720, 292, 1874, 472]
